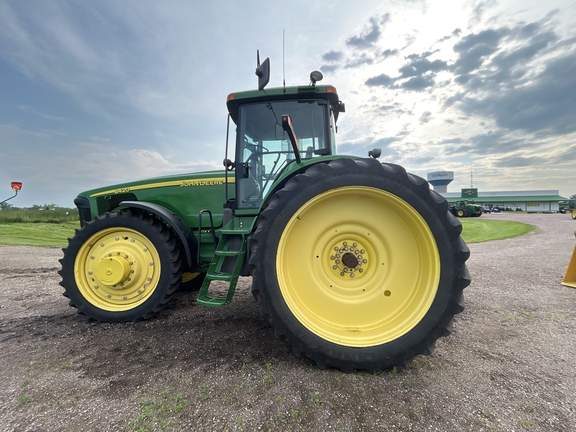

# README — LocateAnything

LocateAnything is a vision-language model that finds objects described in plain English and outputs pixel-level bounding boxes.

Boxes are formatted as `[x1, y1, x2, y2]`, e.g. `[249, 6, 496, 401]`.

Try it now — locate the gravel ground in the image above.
[0, 213, 575, 431]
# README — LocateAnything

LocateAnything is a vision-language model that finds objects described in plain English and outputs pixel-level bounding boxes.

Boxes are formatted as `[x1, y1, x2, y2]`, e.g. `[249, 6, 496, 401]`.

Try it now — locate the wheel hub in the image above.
[74, 228, 160, 311]
[328, 240, 369, 278]
[95, 256, 130, 286]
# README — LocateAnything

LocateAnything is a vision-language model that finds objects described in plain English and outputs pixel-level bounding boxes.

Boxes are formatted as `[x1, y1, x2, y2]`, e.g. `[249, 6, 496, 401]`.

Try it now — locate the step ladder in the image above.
[196, 231, 247, 307]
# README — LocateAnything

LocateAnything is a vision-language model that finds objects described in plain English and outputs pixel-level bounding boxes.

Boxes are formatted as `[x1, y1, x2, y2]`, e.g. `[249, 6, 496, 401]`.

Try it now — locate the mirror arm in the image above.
[281, 115, 301, 164]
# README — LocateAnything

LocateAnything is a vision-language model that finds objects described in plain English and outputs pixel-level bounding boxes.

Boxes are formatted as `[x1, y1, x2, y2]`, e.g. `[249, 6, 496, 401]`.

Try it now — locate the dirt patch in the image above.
[1, 213, 575, 431]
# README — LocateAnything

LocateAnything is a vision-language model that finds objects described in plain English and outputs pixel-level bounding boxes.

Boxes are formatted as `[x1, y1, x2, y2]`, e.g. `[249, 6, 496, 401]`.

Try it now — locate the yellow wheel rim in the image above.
[74, 228, 161, 312]
[277, 186, 440, 347]
[572, 209, 576, 219]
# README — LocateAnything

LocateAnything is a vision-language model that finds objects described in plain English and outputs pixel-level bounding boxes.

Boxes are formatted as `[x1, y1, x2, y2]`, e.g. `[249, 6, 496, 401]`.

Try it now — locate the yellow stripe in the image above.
[90, 177, 234, 197]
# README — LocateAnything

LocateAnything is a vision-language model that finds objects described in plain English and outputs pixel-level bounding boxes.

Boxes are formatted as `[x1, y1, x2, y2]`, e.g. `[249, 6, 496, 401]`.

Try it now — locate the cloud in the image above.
[365, 74, 394, 87]
[419, 111, 432, 123]
[492, 154, 548, 167]
[451, 29, 508, 76]
[457, 53, 576, 135]
[365, 53, 448, 91]
[322, 51, 342, 62]
[345, 14, 390, 49]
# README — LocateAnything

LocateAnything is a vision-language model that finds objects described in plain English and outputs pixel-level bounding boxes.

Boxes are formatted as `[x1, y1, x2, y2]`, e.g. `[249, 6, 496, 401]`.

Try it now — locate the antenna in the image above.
[282, 29, 286, 93]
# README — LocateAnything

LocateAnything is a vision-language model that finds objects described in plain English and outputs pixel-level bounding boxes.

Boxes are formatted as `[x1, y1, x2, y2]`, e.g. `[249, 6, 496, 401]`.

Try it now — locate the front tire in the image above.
[249, 158, 470, 372]
[59, 209, 182, 322]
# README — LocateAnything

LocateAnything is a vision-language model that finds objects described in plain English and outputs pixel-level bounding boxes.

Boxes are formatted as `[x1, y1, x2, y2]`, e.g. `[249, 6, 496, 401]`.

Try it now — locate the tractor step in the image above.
[205, 271, 234, 282]
[196, 233, 247, 307]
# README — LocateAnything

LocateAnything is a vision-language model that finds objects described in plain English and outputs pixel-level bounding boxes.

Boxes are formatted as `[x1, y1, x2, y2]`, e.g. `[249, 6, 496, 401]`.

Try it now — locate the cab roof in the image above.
[226, 84, 342, 123]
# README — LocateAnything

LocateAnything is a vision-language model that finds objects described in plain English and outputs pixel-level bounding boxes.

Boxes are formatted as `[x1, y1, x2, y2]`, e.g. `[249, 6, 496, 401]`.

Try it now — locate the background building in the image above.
[427, 172, 567, 212]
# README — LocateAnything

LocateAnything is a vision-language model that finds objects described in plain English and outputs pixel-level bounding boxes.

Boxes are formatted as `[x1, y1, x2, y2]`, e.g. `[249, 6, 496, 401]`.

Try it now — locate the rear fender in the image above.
[120, 201, 197, 269]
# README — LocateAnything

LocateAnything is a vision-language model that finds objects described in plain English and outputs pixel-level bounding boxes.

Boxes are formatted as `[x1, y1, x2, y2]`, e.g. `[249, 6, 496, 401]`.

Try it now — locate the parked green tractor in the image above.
[450, 200, 483, 218]
[59, 54, 470, 372]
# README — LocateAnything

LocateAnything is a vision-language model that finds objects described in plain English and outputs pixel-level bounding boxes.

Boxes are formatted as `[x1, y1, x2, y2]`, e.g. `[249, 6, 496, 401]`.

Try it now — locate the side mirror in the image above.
[223, 159, 235, 171]
[255, 50, 270, 91]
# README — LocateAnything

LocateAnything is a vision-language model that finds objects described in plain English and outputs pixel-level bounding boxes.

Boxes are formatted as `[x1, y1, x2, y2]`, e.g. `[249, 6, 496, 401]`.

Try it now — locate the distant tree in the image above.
[571, 194, 576, 200]
[0, 202, 13, 210]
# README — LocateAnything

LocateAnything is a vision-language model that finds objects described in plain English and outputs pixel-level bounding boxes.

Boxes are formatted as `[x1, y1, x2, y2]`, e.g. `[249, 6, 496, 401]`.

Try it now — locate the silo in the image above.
[427, 171, 454, 193]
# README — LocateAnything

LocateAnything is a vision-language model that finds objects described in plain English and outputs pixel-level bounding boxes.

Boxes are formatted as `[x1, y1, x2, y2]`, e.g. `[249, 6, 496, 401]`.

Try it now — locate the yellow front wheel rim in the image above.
[277, 186, 440, 347]
[74, 228, 161, 311]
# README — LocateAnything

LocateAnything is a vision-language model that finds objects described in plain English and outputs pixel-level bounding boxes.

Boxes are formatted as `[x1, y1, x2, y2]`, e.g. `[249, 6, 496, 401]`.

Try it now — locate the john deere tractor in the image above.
[450, 200, 483, 218]
[60, 54, 470, 372]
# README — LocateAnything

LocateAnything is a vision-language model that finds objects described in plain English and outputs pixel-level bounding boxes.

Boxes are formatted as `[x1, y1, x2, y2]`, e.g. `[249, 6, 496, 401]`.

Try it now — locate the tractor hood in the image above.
[78, 170, 230, 199]
[76, 170, 233, 228]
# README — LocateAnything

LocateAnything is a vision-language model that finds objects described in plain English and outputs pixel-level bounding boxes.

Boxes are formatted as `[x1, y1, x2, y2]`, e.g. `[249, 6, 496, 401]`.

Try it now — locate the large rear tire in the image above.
[249, 158, 470, 372]
[59, 209, 182, 322]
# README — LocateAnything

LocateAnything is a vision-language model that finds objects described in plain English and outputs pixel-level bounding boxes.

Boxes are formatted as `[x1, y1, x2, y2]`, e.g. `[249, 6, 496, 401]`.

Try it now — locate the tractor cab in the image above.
[225, 56, 345, 209]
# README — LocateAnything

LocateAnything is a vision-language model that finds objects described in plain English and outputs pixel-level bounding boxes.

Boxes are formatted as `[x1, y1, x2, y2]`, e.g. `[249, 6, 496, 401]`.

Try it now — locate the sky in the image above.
[1, 0, 575, 208]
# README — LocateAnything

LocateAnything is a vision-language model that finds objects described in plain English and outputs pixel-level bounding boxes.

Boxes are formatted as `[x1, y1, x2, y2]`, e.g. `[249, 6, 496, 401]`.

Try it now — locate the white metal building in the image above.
[440, 190, 567, 212]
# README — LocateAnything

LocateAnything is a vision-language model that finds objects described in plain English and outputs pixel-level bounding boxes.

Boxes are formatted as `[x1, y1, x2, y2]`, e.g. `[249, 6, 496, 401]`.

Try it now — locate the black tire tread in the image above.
[249, 158, 470, 372]
[58, 209, 182, 322]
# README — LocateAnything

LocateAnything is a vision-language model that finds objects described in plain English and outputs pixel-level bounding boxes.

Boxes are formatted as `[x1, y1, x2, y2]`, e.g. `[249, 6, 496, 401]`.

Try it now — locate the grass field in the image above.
[0, 214, 534, 247]
[459, 218, 534, 243]
[0, 222, 79, 247]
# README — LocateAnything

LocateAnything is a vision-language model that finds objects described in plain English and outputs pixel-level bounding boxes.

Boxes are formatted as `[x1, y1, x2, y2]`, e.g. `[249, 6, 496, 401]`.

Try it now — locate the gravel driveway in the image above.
[1, 213, 575, 431]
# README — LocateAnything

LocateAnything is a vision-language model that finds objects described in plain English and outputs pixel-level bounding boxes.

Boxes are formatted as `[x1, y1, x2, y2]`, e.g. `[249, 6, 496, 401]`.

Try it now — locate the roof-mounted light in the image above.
[310, 70, 323, 86]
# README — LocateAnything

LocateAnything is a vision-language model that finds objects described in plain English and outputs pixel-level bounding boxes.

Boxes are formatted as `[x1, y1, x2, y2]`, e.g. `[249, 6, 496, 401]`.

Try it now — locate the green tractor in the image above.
[450, 200, 483, 218]
[59, 54, 470, 372]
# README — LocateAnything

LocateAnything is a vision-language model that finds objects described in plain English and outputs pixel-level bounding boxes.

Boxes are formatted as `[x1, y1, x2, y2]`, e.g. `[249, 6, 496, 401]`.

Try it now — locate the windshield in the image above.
[235, 100, 332, 208]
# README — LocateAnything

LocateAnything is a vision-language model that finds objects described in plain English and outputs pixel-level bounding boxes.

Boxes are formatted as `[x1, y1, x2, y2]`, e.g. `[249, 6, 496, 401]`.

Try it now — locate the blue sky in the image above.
[1, 0, 575, 207]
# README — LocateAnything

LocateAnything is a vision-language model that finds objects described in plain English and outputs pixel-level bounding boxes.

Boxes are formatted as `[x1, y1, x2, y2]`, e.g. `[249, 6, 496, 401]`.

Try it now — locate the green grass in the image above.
[0, 214, 534, 248]
[459, 218, 534, 243]
[0, 222, 78, 247]
[0, 208, 78, 224]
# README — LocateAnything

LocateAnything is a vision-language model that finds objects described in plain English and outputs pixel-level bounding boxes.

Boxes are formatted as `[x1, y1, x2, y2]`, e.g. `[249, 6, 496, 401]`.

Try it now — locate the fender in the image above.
[119, 201, 197, 269]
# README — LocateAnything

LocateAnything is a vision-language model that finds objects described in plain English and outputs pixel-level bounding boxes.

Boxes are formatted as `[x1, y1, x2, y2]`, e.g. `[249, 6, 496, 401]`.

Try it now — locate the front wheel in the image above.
[59, 209, 183, 321]
[249, 159, 470, 372]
